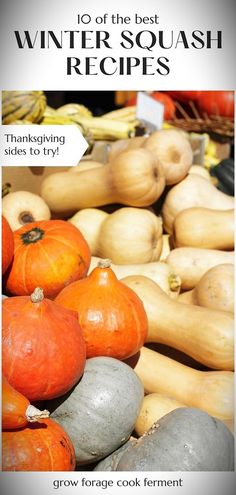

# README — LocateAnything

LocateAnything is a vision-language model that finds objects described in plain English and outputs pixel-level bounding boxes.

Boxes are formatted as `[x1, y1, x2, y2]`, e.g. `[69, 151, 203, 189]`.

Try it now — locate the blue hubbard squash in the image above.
[116, 408, 234, 471]
[47, 356, 144, 465]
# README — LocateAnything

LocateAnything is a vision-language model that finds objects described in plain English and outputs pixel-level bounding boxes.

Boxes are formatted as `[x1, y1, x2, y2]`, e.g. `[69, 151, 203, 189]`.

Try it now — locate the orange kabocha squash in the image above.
[2, 288, 86, 401]
[2, 215, 14, 274]
[2, 418, 76, 471]
[55, 259, 148, 360]
[2, 375, 49, 430]
[4, 219, 91, 298]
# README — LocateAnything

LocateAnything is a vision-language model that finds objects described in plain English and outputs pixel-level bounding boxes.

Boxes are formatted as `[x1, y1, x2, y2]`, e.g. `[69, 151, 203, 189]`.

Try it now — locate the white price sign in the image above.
[136, 92, 164, 132]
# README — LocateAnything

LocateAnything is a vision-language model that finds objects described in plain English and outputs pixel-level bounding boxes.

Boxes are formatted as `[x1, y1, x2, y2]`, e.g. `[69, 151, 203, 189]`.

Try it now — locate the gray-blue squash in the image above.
[47, 356, 144, 465]
[116, 408, 234, 471]
[94, 438, 136, 471]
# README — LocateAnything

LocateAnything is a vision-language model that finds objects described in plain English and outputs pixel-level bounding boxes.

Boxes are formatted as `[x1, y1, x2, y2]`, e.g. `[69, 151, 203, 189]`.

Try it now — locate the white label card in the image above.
[136, 92, 164, 132]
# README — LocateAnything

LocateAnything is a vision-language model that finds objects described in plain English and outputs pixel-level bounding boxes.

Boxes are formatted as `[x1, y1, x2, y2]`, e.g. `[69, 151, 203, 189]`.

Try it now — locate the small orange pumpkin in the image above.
[2, 375, 49, 430]
[55, 259, 148, 360]
[2, 418, 76, 471]
[2, 215, 14, 274]
[2, 287, 86, 401]
[4, 219, 91, 298]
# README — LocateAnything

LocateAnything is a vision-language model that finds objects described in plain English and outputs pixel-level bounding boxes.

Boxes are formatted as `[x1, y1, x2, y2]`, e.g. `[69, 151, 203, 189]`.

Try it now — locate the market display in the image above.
[1, 90, 234, 472]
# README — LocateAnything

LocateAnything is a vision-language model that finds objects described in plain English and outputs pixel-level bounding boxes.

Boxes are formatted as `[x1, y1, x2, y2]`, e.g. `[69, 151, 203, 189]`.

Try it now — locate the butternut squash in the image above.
[89, 257, 181, 298]
[135, 393, 186, 436]
[173, 208, 234, 250]
[178, 264, 234, 313]
[159, 234, 172, 261]
[188, 164, 211, 181]
[135, 393, 234, 436]
[40, 148, 166, 215]
[122, 275, 234, 371]
[166, 247, 234, 290]
[133, 347, 234, 419]
[143, 129, 193, 185]
[68, 160, 104, 173]
[108, 136, 146, 162]
[68, 209, 108, 255]
[162, 174, 234, 234]
[96, 207, 163, 264]
[2, 191, 51, 231]
[178, 289, 196, 305]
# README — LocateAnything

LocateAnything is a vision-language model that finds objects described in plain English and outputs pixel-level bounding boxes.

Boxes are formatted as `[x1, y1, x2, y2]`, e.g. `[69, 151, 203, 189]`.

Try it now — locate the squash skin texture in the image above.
[2, 418, 76, 471]
[96, 207, 163, 264]
[166, 247, 234, 290]
[116, 408, 234, 471]
[143, 129, 193, 185]
[94, 438, 136, 471]
[178, 263, 234, 313]
[4, 219, 91, 298]
[2, 215, 14, 274]
[173, 207, 234, 250]
[133, 347, 234, 420]
[40, 148, 166, 214]
[47, 357, 144, 465]
[55, 264, 148, 360]
[2, 293, 86, 401]
[162, 173, 234, 234]
[122, 275, 234, 371]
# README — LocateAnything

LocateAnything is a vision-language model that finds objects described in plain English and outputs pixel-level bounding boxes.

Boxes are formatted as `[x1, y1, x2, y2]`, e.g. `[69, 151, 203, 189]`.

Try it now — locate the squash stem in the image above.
[26, 404, 50, 422]
[97, 258, 112, 269]
[168, 273, 181, 292]
[30, 287, 44, 303]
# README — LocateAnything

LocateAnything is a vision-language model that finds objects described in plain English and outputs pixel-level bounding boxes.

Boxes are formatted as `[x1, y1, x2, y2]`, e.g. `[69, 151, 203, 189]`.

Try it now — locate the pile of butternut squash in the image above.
[3, 126, 234, 446]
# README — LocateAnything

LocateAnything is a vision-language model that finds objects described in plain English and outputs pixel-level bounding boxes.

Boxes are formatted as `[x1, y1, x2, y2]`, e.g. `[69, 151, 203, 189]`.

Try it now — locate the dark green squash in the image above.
[211, 159, 234, 196]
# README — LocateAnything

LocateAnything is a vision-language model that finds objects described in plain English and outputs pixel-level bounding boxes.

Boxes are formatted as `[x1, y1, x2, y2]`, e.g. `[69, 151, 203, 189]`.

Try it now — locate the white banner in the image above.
[0, 471, 235, 495]
[0, 125, 88, 166]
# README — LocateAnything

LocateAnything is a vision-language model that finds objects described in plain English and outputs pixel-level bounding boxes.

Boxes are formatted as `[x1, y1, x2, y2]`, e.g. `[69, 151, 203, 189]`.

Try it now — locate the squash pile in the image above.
[1, 111, 235, 471]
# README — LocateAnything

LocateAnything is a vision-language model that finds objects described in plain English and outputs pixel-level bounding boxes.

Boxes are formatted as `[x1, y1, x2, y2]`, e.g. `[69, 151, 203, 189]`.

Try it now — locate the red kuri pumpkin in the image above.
[197, 91, 234, 118]
[2, 418, 76, 471]
[55, 259, 148, 360]
[4, 219, 91, 298]
[2, 375, 49, 430]
[2, 287, 86, 401]
[2, 215, 14, 274]
[164, 91, 202, 103]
